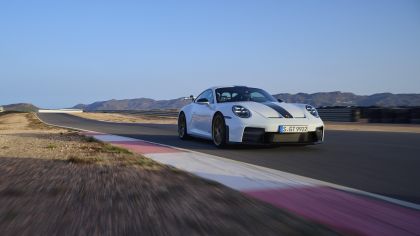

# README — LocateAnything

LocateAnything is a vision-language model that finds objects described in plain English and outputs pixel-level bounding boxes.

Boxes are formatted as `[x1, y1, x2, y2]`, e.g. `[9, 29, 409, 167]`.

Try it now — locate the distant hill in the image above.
[73, 92, 420, 111]
[2, 103, 39, 112]
[74, 98, 192, 111]
[273, 92, 420, 107]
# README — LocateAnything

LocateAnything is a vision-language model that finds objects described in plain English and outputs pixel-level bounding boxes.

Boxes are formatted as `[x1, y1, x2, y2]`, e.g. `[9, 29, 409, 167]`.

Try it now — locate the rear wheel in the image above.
[178, 112, 190, 140]
[212, 113, 227, 148]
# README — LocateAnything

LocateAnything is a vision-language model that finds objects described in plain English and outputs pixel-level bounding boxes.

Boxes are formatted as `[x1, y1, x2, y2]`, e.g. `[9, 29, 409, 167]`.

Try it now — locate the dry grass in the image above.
[71, 112, 177, 124]
[0, 112, 337, 235]
[25, 113, 57, 130]
[0, 112, 160, 170]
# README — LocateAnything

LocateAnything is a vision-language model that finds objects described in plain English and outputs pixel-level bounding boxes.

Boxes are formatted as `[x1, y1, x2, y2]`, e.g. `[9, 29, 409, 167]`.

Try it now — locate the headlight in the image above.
[232, 105, 251, 118]
[306, 105, 319, 118]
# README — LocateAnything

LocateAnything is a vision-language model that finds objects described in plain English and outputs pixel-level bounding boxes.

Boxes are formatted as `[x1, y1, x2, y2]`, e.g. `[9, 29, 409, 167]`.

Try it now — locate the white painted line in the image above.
[34, 113, 420, 210]
[146, 152, 307, 191]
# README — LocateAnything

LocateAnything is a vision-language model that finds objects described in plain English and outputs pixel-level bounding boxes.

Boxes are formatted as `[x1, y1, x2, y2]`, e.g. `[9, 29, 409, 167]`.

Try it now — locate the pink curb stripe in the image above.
[80, 131, 105, 136]
[110, 141, 182, 154]
[245, 186, 420, 236]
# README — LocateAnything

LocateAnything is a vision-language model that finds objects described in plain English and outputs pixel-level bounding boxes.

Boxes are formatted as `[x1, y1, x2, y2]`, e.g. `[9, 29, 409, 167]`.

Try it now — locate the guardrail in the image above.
[317, 107, 359, 122]
[360, 107, 420, 124]
[38, 109, 84, 113]
[94, 110, 179, 117]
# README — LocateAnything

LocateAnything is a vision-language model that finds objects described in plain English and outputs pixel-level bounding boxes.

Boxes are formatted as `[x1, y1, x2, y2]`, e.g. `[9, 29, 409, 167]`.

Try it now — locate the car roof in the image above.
[209, 85, 250, 90]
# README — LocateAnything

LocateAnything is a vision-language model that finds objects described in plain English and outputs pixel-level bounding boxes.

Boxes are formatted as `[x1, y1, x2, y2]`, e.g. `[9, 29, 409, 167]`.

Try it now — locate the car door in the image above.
[190, 89, 215, 138]
[189, 90, 207, 135]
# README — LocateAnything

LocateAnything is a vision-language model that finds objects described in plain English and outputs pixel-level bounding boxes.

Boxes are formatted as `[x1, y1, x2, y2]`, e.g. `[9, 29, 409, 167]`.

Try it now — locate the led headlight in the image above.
[306, 105, 319, 118]
[232, 105, 251, 118]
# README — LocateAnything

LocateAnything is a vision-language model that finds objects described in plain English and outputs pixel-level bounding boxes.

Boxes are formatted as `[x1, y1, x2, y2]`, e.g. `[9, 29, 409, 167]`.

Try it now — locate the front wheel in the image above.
[178, 112, 190, 140]
[212, 113, 227, 148]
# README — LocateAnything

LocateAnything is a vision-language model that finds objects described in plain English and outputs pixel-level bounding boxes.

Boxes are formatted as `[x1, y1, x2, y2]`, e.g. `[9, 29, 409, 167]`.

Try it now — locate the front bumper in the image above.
[241, 127, 324, 144]
[225, 116, 324, 144]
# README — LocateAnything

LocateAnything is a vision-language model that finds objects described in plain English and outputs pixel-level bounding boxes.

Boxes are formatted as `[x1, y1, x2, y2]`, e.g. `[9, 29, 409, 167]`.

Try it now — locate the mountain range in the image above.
[72, 92, 420, 111]
[2, 92, 420, 112]
[273, 92, 420, 107]
[73, 98, 191, 111]
[1, 103, 39, 112]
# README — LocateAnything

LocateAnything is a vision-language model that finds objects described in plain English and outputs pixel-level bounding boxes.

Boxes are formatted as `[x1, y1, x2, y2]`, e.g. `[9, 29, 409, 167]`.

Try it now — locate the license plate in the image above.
[279, 125, 308, 133]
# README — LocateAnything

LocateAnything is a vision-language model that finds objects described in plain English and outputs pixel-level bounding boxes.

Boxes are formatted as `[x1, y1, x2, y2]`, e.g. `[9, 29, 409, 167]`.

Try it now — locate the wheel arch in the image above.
[212, 111, 224, 124]
[212, 111, 229, 144]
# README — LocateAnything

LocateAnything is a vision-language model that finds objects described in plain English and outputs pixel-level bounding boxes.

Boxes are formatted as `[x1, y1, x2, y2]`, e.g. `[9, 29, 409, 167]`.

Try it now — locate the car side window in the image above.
[195, 89, 214, 104]
[250, 91, 267, 102]
[218, 92, 231, 102]
[206, 90, 214, 104]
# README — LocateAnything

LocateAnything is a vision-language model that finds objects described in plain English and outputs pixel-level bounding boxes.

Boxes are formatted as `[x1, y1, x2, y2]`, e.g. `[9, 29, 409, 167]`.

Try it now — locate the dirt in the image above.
[71, 112, 177, 124]
[0, 112, 338, 235]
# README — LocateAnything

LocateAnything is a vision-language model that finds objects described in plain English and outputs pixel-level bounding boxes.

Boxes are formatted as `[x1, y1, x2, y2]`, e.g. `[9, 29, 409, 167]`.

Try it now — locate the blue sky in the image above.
[1, 0, 419, 108]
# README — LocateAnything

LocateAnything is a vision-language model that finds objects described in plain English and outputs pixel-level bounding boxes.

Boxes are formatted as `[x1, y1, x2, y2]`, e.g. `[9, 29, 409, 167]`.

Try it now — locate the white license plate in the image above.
[279, 125, 308, 133]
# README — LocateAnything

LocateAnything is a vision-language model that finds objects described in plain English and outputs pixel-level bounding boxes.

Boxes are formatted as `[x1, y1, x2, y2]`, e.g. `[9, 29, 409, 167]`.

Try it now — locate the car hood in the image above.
[233, 102, 306, 118]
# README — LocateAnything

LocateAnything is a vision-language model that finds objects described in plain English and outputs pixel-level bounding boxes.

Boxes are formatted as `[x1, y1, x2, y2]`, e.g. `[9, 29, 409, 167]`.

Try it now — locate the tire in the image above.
[178, 112, 190, 140]
[212, 113, 227, 148]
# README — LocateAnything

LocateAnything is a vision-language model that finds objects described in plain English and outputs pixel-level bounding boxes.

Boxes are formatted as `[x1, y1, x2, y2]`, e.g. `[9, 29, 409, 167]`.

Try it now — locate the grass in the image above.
[23, 112, 157, 168]
[83, 136, 96, 142]
[67, 156, 103, 164]
[0, 111, 25, 117]
[102, 143, 132, 154]
[26, 113, 55, 130]
[46, 144, 57, 149]
[126, 156, 160, 169]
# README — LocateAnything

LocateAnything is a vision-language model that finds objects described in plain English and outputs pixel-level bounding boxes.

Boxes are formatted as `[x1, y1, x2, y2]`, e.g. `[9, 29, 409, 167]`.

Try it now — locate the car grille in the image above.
[242, 127, 323, 144]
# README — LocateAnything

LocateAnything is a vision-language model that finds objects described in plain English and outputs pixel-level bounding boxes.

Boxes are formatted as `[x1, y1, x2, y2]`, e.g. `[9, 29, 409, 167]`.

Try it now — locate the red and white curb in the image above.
[79, 131, 420, 236]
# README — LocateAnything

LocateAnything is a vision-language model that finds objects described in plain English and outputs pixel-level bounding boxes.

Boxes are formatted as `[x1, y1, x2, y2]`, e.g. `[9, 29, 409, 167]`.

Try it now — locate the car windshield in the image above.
[215, 87, 277, 103]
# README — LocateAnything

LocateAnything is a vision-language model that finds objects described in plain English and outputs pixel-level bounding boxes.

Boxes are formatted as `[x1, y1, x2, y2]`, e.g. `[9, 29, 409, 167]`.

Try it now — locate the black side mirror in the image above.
[277, 99, 283, 103]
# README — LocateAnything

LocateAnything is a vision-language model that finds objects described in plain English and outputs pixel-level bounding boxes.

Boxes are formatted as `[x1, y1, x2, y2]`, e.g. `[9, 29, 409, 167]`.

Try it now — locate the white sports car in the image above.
[178, 86, 324, 148]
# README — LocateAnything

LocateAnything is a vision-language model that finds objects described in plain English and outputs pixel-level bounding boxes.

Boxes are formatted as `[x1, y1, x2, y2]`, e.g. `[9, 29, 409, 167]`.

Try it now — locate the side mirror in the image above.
[277, 98, 283, 103]
[196, 98, 210, 105]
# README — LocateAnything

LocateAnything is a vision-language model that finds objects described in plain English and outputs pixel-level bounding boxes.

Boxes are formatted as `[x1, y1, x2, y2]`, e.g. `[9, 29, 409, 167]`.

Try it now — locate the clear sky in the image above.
[1, 0, 419, 108]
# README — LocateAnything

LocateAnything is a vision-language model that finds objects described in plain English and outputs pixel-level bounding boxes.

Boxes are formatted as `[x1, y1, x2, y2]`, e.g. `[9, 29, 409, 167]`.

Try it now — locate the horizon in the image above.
[1, 0, 420, 108]
[3, 90, 420, 109]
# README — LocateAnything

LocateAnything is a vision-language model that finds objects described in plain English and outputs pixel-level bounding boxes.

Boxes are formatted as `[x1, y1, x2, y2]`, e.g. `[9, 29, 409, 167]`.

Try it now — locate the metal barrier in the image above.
[95, 110, 179, 118]
[38, 109, 84, 113]
[317, 107, 358, 122]
[360, 107, 420, 124]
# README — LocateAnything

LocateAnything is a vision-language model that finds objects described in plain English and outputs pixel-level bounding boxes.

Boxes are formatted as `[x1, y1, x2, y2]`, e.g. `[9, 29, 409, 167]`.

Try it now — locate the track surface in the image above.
[38, 113, 420, 205]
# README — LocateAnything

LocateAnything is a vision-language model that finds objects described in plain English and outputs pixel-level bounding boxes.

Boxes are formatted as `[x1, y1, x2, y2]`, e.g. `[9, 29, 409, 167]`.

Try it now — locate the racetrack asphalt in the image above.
[38, 113, 420, 205]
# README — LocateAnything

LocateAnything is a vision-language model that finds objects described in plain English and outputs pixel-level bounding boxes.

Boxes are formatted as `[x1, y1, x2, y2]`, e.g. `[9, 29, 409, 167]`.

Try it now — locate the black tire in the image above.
[212, 113, 227, 148]
[178, 112, 190, 140]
